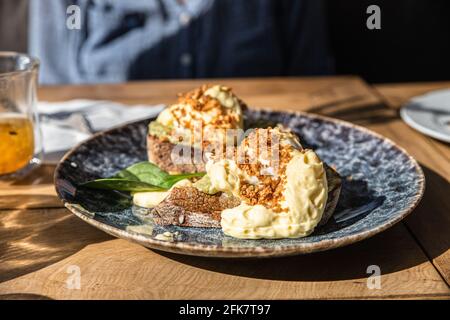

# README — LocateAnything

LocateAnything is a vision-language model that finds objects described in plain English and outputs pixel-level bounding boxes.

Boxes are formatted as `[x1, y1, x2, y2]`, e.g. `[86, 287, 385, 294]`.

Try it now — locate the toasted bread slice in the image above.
[147, 134, 205, 174]
[152, 163, 341, 228]
[318, 164, 342, 227]
[152, 186, 241, 228]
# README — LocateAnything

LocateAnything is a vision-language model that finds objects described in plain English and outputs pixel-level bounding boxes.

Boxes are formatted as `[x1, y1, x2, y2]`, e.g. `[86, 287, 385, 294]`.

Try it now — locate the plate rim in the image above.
[54, 108, 426, 258]
[400, 105, 450, 143]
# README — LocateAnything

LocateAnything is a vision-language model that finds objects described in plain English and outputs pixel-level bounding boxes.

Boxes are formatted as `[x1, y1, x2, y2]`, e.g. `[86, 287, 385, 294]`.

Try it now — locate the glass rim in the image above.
[0, 51, 40, 78]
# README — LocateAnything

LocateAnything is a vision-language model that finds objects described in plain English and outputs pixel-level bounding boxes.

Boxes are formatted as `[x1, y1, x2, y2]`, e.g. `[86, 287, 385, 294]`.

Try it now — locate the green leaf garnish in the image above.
[80, 179, 164, 192]
[114, 161, 171, 187]
[114, 161, 204, 189]
[80, 161, 205, 192]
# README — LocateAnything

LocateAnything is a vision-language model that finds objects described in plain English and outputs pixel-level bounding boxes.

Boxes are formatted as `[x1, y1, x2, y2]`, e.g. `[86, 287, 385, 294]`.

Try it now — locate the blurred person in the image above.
[29, 0, 334, 84]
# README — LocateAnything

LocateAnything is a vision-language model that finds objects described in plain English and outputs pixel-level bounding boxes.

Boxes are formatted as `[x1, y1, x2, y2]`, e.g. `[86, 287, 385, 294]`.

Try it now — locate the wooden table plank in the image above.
[38, 76, 379, 111]
[1, 77, 448, 299]
[373, 83, 450, 286]
[375, 82, 450, 110]
[375, 82, 450, 163]
[0, 208, 448, 299]
[367, 119, 450, 286]
[296, 79, 450, 286]
[0, 165, 62, 210]
[0, 208, 111, 284]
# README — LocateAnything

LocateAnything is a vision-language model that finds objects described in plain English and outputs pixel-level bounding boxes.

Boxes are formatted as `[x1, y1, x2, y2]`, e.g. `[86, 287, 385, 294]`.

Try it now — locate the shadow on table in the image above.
[0, 164, 113, 284]
[404, 164, 450, 263]
[155, 224, 422, 281]
[306, 100, 399, 126]
[0, 165, 61, 210]
[0, 209, 112, 284]
[0, 195, 61, 210]
[0, 293, 53, 300]
[156, 164, 449, 282]
[8, 164, 56, 186]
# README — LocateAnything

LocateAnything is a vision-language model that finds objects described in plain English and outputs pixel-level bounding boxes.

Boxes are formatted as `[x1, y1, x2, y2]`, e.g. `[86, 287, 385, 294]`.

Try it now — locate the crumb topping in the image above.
[155, 85, 245, 148]
[167, 85, 243, 130]
[236, 128, 293, 213]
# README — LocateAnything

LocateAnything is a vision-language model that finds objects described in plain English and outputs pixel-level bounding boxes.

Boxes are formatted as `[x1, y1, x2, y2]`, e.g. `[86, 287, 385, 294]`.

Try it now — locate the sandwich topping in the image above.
[153, 85, 244, 146]
[133, 178, 193, 208]
[135, 126, 328, 239]
[204, 127, 328, 239]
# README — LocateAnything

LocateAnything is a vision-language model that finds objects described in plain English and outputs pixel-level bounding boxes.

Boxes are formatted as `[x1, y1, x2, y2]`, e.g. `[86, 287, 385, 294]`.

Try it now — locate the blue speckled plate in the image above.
[54, 109, 425, 258]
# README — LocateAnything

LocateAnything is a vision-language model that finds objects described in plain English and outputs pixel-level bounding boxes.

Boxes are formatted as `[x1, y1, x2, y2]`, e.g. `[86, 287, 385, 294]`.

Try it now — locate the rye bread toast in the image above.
[152, 187, 240, 228]
[152, 163, 341, 228]
[147, 134, 205, 174]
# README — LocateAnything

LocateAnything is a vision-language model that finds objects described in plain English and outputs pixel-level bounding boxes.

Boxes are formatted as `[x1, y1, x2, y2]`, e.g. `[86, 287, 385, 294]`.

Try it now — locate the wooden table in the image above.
[0, 77, 449, 300]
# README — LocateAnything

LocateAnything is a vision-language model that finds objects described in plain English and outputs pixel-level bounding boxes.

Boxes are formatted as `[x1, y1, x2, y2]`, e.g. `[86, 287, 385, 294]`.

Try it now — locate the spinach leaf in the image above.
[114, 161, 170, 186]
[81, 161, 205, 192]
[114, 161, 204, 189]
[159, 172, 206, 189]
[114, 169, 140, 181]
[80, 178, 164, 192]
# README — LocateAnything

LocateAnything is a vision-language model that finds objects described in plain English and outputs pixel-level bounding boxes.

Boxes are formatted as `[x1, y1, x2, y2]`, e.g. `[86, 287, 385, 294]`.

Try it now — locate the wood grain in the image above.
[0, 165, 62, 210]
[374, 83, 450, 286]
[375, 82, 450, 166]
[1, 77, 449, 299]
[0, 209, 448, 299]
[38, 76, 379, 112]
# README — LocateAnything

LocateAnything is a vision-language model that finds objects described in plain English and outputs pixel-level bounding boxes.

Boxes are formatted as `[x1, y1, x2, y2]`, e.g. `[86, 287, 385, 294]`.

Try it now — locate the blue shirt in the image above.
[29, 0, 334, 84]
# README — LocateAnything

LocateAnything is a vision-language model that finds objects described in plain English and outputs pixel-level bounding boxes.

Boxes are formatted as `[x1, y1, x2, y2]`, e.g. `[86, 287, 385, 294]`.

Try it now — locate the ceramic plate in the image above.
[400, 89, 450, 143]
[54, 109, 425, 258]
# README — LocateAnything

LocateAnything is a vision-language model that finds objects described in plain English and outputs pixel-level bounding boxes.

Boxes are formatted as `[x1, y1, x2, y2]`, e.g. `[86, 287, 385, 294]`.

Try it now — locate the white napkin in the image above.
[38, 99, 164, 164]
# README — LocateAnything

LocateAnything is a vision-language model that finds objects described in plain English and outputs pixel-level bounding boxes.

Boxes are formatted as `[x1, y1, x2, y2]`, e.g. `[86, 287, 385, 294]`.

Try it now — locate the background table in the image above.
[0, 77, 449, 299]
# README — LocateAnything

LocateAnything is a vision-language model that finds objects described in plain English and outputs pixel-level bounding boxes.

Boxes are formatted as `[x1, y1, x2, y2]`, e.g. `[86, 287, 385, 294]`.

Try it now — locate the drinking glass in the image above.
[0, 52, 42, 179]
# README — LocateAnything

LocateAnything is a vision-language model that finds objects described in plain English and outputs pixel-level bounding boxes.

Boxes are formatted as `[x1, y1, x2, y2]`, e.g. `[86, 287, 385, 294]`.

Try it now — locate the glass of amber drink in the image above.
[0, 52, 42, 179]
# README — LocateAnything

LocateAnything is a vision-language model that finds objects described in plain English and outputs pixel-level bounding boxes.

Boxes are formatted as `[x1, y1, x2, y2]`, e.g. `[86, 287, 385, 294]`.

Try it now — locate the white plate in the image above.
[400, 89, 450, 143]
